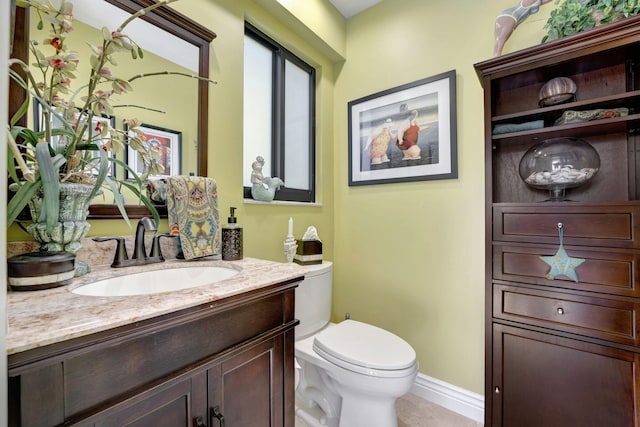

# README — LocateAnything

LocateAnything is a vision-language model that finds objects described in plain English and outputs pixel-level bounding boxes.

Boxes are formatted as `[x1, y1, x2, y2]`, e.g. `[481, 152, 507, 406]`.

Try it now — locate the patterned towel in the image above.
[554, 108, 628, 125]
[167, 176, 220, 260]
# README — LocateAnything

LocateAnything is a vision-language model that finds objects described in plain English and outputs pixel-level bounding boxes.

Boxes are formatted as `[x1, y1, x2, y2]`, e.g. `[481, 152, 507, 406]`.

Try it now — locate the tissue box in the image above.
[294, 239, 322, 265]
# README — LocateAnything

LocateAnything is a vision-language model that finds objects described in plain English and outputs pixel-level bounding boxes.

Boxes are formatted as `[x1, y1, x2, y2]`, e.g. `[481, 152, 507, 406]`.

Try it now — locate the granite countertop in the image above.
[7, 257, 306, 355]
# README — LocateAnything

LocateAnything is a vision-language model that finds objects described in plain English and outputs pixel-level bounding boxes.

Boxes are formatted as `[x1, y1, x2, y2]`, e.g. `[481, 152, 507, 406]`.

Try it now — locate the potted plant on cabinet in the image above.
[543, 0, 640, 42]
[7, 0, 196, 274]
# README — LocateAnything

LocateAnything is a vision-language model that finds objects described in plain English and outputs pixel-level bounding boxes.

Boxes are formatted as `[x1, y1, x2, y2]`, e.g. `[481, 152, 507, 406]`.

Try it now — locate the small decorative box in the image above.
[7, 251, 76, 291]
[294, 239, 322, 265]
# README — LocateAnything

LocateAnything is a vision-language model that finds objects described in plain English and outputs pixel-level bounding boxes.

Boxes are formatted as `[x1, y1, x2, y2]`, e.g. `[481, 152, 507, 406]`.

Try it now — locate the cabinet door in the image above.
[85, 373, 207, 427]
[208, 336, 285, 427]
[492, 324, 640, 427]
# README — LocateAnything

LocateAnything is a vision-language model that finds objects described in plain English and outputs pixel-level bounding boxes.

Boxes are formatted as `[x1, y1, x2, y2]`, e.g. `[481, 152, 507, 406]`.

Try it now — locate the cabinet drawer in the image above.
[493, 204, 640, 248]
[494, 284, 640, 345]
[493, 243, 640, 297]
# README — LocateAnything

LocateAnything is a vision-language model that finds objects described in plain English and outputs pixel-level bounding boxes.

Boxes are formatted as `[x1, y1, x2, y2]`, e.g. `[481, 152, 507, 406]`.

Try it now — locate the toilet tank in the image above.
[295, 261, 332, 340]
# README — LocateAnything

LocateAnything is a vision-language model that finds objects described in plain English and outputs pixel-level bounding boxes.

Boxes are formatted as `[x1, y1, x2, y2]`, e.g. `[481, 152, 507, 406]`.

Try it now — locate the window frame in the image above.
[243, 23, 316, 203]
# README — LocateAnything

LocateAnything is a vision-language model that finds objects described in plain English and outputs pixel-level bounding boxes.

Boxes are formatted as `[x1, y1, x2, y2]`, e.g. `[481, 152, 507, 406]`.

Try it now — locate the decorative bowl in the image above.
[518, 137, 600, 201]
[539, 77, 577, 107]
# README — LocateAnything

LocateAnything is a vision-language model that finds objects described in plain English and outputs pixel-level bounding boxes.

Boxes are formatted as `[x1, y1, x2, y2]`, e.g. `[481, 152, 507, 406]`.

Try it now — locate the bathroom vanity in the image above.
[7, 258, 303, 427]
[475, 15, 640, 427]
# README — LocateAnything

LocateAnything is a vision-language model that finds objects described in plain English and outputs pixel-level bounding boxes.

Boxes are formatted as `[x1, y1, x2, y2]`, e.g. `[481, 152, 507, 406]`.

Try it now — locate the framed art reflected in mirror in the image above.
[126, 123, 182, 179]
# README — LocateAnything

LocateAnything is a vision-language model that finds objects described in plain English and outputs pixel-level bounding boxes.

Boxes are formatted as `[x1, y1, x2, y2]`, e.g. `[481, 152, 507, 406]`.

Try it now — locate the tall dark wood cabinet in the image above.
[475, 16, 640, 427]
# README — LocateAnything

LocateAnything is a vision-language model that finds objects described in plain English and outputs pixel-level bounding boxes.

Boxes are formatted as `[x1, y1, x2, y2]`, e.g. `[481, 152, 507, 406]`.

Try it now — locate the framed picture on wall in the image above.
[126, 123, 181, 178]
[347, 70, 458, 186]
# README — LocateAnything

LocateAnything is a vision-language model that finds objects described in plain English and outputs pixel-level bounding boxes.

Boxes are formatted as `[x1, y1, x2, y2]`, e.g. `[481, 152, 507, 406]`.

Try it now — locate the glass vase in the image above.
[518, 137, 600, 201]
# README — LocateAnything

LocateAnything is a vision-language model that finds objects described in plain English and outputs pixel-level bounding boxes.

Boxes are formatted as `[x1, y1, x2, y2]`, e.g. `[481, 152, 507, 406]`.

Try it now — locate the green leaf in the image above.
[113, 156, 145, 188]
[7, 180, 42, 227]
[120, 180, 160, 227]
[103, 176, 132, 228]
[7, 150, 21, 188]
[9, 94, 30, 128]
[11, 126, 39, 146]
[89, 150, 109, 200]
[35, 142, 61, 232]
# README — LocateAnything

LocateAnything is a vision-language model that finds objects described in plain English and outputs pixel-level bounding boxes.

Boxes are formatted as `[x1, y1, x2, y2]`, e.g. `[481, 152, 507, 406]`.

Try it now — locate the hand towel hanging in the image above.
[167, 176, 220, 260]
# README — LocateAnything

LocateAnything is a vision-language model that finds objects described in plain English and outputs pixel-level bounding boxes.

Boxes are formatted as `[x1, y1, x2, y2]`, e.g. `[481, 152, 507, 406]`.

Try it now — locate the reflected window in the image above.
[243, 23, 316, 202]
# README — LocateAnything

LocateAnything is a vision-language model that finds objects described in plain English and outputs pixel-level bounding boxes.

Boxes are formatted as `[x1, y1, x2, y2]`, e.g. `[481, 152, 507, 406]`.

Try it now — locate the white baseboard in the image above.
[410, 373, 484, 424]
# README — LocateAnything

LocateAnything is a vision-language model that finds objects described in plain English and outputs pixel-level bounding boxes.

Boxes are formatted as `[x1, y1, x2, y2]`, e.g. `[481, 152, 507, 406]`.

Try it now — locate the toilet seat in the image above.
[312, 320, 417, 378]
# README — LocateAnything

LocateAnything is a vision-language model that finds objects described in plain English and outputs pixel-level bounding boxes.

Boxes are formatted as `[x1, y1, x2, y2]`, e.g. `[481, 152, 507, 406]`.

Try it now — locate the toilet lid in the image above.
[312, 320, 416, 373]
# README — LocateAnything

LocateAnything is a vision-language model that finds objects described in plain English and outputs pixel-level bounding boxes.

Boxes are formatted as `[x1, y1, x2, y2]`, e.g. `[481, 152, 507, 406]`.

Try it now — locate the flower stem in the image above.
[128, 71, 217, 85]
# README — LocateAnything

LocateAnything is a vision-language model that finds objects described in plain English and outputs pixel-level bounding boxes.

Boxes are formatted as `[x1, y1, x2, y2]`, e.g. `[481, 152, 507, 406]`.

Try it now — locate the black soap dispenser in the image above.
[222, 207, 243, 260]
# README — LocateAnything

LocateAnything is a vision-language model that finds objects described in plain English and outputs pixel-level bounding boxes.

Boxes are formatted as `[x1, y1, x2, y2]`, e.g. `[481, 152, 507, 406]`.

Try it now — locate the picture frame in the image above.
[348, 70, 457, 186]
[33, 101, 116, 176]
[126, 123, 181, 178]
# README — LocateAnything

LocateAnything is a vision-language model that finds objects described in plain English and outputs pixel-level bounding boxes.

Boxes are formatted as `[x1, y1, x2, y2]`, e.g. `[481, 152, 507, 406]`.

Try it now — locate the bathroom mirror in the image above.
[9, 0, 216, 219]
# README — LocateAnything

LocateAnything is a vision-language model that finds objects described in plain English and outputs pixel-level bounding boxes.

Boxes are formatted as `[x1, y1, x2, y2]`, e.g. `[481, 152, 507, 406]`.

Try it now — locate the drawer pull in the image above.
[557, 307, 565, 315]
[495, 386, 501, 394]
[211, 406, 225, 427]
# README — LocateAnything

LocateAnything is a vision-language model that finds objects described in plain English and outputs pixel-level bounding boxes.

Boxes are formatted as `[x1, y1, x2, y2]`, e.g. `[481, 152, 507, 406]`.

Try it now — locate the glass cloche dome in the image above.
[518, 137, 600, 201]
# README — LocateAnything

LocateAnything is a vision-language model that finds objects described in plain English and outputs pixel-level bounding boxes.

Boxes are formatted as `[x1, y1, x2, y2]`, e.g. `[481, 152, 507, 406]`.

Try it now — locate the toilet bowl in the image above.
[294, 262, 418, 427]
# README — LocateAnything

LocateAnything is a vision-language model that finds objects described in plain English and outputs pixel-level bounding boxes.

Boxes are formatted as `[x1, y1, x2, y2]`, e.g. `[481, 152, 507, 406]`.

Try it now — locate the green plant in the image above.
[542, 0, 640, 42]
[7, 0, 190, 232]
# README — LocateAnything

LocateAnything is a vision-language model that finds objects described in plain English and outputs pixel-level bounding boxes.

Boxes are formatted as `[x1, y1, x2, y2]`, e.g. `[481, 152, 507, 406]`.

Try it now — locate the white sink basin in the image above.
[72, 266, 239, 297]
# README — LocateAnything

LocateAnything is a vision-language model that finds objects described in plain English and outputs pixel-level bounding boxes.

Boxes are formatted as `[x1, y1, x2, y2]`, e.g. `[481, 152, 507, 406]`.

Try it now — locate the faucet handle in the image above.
[150, 234, 176, 261]
[92, 237, 129, 267]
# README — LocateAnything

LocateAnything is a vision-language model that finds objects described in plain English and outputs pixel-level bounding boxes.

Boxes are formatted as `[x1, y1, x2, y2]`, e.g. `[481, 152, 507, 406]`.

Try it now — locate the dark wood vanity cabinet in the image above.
[94, 336, 287, 427]
[8, 280, 300, 427]
[475, 16, 640, 427]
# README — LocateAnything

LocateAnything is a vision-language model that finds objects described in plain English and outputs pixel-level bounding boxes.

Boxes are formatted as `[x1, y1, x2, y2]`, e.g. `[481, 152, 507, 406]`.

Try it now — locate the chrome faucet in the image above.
[133, 217, 157, 261]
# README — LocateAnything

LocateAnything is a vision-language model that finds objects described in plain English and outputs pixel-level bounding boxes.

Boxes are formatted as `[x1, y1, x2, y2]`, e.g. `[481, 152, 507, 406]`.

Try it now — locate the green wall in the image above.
[177, 0, 337, 262]
[331, 0, 552, 394]
[89, 0, 338, 256]
[8, 0, 556, 396]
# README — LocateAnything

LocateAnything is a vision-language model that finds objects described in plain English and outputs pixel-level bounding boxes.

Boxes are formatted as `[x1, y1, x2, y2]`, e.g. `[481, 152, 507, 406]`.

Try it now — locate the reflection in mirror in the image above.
[78, 1, 199, 178]
[10, 0, 216, 219]
[73, 0, 199, 178]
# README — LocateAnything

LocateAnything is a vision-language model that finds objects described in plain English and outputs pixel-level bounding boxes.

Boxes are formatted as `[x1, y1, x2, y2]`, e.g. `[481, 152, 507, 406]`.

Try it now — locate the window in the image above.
[243, 23, 316, 202]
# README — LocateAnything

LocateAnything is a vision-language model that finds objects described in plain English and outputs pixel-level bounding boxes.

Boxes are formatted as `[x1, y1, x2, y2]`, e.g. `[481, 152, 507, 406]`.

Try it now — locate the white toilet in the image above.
[295, 261, 418, 427]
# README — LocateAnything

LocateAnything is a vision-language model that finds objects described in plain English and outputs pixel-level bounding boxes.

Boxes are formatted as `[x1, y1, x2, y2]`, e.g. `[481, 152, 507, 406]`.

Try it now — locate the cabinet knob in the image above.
[557, 307, 565, 315]
[211, 406, 225, 427]
[495, 386, 501, 394]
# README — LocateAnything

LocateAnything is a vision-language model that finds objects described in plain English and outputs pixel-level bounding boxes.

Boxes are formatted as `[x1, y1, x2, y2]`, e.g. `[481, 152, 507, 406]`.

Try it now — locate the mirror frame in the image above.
[9, 0, 216, 219]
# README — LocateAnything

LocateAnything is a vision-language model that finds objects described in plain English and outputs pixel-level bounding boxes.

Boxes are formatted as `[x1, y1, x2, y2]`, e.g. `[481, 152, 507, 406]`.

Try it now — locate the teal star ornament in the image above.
[540, 244, 585, 282]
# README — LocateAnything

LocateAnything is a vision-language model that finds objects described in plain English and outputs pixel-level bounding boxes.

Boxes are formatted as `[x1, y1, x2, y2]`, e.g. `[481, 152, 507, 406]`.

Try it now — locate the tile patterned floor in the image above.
[295, 393, 483, 426]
